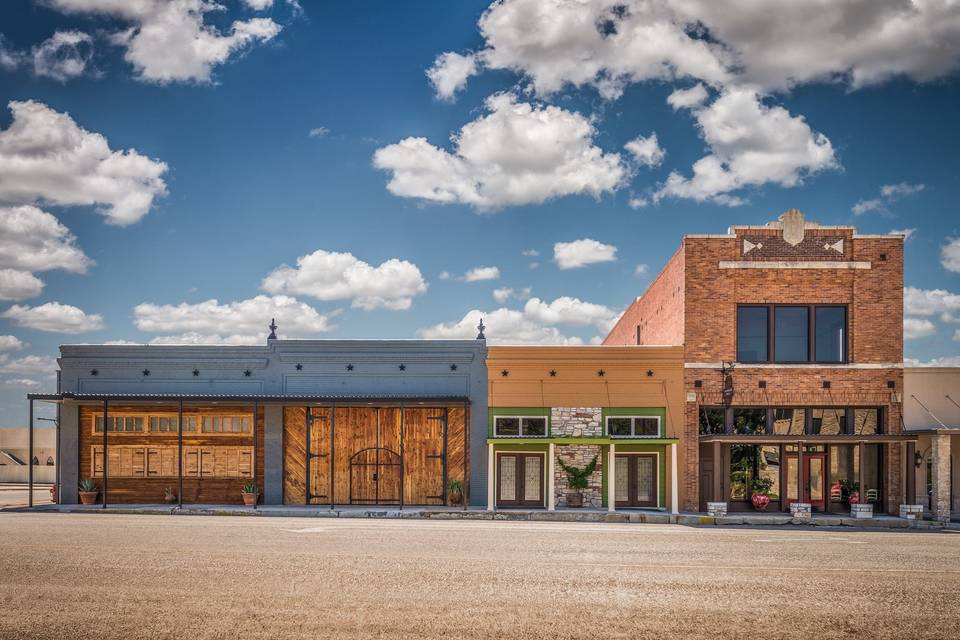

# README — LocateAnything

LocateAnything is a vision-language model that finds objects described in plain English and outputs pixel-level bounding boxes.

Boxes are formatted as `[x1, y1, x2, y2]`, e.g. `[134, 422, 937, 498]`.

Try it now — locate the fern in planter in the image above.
[558, 455, 598, 507]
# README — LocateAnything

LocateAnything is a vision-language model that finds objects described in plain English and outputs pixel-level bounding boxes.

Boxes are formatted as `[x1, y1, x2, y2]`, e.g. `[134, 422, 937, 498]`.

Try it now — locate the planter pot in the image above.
[242, 492, 258, 506]
[449, 492, 463, 506]
[50, 485, 57, 502]
[751, 494, 770, 511]
[163, 494, 177, 503]
[848, 491, 860, 505]
[566, 492, 584, 508]
[79, 491, 98, 505]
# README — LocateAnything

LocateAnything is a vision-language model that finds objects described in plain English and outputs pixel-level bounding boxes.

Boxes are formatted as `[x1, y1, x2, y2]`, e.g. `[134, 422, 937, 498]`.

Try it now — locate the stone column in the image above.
[547, 443, 555, 511]
[931, 433, 952, 522]
[607, 443, 616, 512]
[262, 404, 284, 505]
[487, 442, 495, 511]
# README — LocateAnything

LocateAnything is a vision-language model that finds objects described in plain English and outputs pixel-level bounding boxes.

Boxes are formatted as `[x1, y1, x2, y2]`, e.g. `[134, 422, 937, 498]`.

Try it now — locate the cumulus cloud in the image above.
[47, 0, 282, 84]
[654, 89, 837, 205]
[890, 228, 916, 240]
[523, 296, 620, 331]
[0, 336, 25, 352]
[941, 238, 960, 273]
[904, 317, 936, 340]
[450, 0, 960, 97]
[521, 249, 539, 257]
[0, 101, 168, 225]
[308, 126, 330, 138]
[904, 286, 960, 326]
[853, 182, 925, 215]
[553, 238, 617, 269]
[634, 264, 650, 277]
[624, 133, 665, 167]
[243, 0, 274, 9]
[905, 355, 960, 367]
[493, 287, 531, 303]
[1, 377, 41, 388]
[0, 35, 20, 70]
[418, 308, 584, 345]
[0, 270, 44, 301]
[133, 295, 335, 344]
[463, 266, 500, 282]
[0, 205, 92, 274]
[2, 302, 104, 333]
[427, 51, 478, 101]
[31, 30, 95, 81]
[0, 354, 58, 375]
[667, 83, 709, 110]
[261, 249, 427, 310]
[373, 93, 626, 210]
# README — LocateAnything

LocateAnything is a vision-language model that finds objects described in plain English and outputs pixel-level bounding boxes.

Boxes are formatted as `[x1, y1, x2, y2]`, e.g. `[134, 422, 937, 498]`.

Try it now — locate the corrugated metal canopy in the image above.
[27, 392, 470, 404]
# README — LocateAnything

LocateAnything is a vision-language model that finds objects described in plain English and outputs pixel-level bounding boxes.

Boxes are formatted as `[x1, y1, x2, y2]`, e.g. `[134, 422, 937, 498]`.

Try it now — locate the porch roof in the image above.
[26, 392, 470, 404]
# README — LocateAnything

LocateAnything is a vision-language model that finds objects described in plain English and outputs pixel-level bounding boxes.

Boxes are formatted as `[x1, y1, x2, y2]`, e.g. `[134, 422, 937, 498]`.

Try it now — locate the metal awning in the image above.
[27, 392, 470, 404]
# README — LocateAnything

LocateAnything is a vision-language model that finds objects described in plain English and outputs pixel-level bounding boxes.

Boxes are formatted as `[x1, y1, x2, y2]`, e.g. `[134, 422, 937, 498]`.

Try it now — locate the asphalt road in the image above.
[1, 513, 958, 639]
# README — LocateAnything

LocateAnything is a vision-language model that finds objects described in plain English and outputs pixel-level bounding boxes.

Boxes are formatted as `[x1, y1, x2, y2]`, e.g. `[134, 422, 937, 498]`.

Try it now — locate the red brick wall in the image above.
[604, 244, 685, 346]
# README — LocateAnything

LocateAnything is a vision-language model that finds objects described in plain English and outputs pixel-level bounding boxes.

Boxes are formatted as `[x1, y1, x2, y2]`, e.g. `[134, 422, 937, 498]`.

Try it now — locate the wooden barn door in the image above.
[306, 408, 331, 504]
[403, 408, 446, 505]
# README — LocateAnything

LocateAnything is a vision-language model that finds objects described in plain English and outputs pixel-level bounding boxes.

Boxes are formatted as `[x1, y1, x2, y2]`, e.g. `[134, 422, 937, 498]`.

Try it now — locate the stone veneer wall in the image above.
[552, 407, 604, 507]
[550, 407, 602, 437]
[555, 444, 603, 508]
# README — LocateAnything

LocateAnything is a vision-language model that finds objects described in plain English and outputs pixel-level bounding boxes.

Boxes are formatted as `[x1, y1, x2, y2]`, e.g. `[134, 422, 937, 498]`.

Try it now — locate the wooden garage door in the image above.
[402, 408, 445, 505]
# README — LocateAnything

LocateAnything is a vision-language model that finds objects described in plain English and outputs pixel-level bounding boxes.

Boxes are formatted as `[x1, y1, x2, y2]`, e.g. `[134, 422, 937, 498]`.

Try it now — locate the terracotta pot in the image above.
[79, 491, 98, 505]
[751, 494, 770, 511]
[566, 492, 584, 508]
[163, 494, 177, 503]
[848, 491, 860, 505]
[242, 492, 258, 506]
[449, 491, 463, 506]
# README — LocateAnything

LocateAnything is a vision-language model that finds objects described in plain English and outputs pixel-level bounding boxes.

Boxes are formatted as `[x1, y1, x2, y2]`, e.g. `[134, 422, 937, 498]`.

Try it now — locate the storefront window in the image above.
[698, 407, 726, 435]
[772, 408, 805, 435]
[852, 408, 880, 435]
[811, 408, 845, 435]
[863, 444, 883, 506]
[732, 408, 766, 435]
[729, 444, 756, 500]
[829, 444, 859, 505]
[758, 445, 780, 500]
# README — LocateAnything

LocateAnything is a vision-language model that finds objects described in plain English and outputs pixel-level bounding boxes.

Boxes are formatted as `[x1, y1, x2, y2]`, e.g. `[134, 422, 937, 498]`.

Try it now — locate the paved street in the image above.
[1, 513, 959, 639]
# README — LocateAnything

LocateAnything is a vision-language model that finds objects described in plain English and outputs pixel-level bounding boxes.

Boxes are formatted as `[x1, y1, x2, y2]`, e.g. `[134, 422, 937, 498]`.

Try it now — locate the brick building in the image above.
[605, 210, 911, 515]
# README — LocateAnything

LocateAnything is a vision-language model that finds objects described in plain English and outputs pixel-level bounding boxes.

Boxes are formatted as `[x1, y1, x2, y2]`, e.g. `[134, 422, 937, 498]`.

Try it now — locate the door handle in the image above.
[373, 472, 379, 481]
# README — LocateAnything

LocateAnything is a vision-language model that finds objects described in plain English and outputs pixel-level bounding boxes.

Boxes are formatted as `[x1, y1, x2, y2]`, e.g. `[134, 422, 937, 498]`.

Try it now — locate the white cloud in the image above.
[628, 196, 649, 209]
[904, 286, 960, 322]
[890, 228, 915, 240]
[624, 133, 665, 167]
[667, 83, 709, 110]
[438, 271, 451, 280]
[0, 336, 25, 352]
[243, 0, 274, 9]
[134, 295, 335, 344]
[634, 264, 650, 277]
[261, 249, 427, 310]
[0, 35, 21, 70]
[308, 126, 330, 138]
[521, 249, 539, 257]
[655, 89, 836, 205]
[457, 0, 960, 97]
[427, 51, 478, 101]
[493, 287, 531, 303]
[0, 206, 92, 274]
[0, 101, 168, 225]
[48, 0, 282, 84]
[553, 238, 617, 269]
[941, 238, 960, 273]
[2, 302, 104, 333]
[0, 270, 44, 301]
[0, 377, 41, 388]
[523, 296, 620, 331]
[904, 317, 936, 340]
[418, 308, 583, 345]
[464, 266, 500, 282]
[528, 262, 540, 269]
[853, 182, 925, 215]
[0, 354, 58, 375]
[905, 356, 960, 367]
[373, 92, 626, 210]
[32, 30, 95, 81]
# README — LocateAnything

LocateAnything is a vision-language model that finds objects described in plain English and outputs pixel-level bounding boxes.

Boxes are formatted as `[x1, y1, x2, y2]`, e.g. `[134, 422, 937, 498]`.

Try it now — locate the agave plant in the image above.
[78, 479, 98, 492]
[241, 482, 259, 495]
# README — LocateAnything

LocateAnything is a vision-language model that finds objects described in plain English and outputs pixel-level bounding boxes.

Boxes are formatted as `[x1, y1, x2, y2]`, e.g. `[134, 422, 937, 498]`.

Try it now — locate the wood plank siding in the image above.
[282, 406, 468, 506]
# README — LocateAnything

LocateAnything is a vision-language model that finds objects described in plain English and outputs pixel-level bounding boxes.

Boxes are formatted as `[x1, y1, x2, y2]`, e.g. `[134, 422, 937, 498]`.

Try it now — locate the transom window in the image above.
[93, 413, 247, 435]
[699, 406, 883, 435]
[736, 304, 847, 363]
[494, 416, 547, 437]
[202, 416, 251, 433]
[607, 416, 660, 438]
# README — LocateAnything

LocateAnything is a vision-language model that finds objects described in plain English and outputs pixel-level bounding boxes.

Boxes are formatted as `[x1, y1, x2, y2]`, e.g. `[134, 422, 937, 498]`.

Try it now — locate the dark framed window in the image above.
[736, 304, 848, 363]
[608, 416, 660, 438]
[810, 408, 846, 435]
[732, 408, 767, 435]
[494, 416, 547, 437]
[772, 408, 805, 435]
[699, 407, 726, 435]
[737, 306, 768, 362]
[852, 408, 881, 435]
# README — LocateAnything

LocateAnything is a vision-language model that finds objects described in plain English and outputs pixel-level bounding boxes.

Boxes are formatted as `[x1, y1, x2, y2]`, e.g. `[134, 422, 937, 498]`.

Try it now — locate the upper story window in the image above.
[736, 304, 847, 363]
[607, 416, 661, 438]
[699, 406, 883, 436]
[494, 416, 547, 437]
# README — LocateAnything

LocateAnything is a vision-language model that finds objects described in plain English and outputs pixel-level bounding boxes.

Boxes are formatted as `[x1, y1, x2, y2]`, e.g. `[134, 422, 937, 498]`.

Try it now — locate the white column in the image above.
[670, 442, 679, 514]
[487, 442, 495, 511]
[608, 443, 616, 512]
[547, 442, 556, 511]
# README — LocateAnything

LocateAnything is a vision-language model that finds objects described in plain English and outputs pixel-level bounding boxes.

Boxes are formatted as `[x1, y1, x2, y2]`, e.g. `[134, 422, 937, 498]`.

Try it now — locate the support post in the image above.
[177, 399, 183, 509]
[905, 441, 915, 505]
[487, 442, 495, 511]
[671, 442, 679, 514]
[712, 440, 722, 502]
[55, 400, 61, 504]
[102, 399, 108, 509]
[330, 401, 336, 511]
[305, 406, 311, 506]
[798, 440, 805, 505]
[607, 443, 616, 512]
[399, 401, 405, 511]
[27, 399, 33, 508]
[252, 401, 258, 510]
[547, 442, 556, 511]
[931, 433, 952, 522]
[858, 440, 865, 508]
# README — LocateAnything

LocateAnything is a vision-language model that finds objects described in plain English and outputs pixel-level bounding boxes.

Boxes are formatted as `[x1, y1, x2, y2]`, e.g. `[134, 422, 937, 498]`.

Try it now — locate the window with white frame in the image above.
[493, 416, 547, 437]
[607, 415, 660, 437]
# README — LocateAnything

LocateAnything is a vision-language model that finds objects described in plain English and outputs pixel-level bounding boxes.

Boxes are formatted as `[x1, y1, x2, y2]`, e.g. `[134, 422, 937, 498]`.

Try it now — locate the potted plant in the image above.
[750, 477, 774, 511]
[78, 479, 99, 505]
[241, 482, 259, 506]
[840, 480, 861, 505]
[448, 479, 465, 506]
[163, 487, 177, 503]
[49, 484, 57, 503]
[558, 455, 597, 508]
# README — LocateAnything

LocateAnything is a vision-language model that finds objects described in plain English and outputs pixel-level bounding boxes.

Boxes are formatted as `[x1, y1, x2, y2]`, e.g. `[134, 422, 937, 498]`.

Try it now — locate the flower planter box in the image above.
[899, 504, 923, 520]
[850, 504, 874, 519]
[706, 502, 727, 517]
[789, 503, 812, 522]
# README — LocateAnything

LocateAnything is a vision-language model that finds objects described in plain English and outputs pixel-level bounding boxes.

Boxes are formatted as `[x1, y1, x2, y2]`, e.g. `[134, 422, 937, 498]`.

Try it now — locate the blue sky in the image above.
[1, 0, 959, 423]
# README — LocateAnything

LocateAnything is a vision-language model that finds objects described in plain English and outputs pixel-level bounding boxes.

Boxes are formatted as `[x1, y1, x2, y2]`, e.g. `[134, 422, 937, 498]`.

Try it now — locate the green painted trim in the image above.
[602, 407, 667, 437]
[491, 442, 550, 452]
[488, 407, 552, 437]
[601, 444, 609, 508]
[487, 437, 677, 445]
[608, 443, 668, 508]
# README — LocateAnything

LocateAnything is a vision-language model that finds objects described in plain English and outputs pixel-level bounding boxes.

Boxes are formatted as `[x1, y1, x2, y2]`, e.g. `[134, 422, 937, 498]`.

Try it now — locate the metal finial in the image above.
[268, 318, 278, 340]
[476, 318, 486, 340]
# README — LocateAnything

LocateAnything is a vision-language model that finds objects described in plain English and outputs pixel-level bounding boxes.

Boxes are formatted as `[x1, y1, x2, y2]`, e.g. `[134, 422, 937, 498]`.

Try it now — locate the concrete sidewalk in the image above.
[7, 502, 959, 530]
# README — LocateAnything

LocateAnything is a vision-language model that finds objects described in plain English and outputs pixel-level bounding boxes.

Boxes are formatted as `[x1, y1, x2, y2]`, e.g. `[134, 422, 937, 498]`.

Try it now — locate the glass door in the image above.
[496, 453, 544, 508]
[615, 454, 658, 508]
